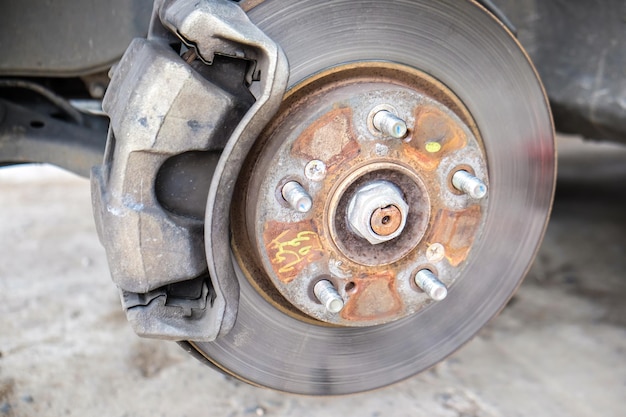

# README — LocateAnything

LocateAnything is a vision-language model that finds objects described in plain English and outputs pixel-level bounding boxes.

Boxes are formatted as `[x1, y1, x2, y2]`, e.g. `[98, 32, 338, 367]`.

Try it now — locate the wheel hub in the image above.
[232, 62, 489, 326]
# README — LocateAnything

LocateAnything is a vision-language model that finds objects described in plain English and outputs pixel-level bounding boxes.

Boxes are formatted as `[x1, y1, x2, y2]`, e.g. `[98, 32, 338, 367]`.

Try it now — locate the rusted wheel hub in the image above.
[232, 62, 489, 326]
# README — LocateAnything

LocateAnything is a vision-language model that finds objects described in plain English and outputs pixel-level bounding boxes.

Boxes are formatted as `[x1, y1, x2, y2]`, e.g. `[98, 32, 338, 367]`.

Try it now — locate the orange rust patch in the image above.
[404, 106, 468, 171]
[370, 205, 402, 236]
[426, 205, 482, 266]
[263, 220, 325, 283]
[401, 142, 440, 171]
[291, 107, 360, 169]
[341, 272, 402, 321]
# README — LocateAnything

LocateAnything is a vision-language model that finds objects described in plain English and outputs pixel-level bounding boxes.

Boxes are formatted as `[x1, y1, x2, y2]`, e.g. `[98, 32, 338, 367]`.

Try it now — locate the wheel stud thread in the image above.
[452, 170, 488, 199]
[314, 280, 344, 313]
[414, 269, 448, 301]
[281, 181, 313, 213]
[373, 110, 408, 138]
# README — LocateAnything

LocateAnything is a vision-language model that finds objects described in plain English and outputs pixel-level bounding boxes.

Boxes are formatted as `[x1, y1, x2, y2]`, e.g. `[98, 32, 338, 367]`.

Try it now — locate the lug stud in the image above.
[452, 170, 488, 199]
[373, 110, 408, 138]
[281, 181, 312, 212]
[414, 269, 448, 301]
[314, 280, 344, 313]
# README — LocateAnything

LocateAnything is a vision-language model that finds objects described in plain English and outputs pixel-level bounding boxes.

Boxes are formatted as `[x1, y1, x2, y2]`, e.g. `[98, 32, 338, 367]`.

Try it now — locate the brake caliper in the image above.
[91, 0, 288, 341]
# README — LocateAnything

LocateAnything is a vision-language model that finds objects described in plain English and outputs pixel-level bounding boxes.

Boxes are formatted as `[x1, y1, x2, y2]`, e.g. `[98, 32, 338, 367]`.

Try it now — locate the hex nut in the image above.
[347, 180, 409, 245]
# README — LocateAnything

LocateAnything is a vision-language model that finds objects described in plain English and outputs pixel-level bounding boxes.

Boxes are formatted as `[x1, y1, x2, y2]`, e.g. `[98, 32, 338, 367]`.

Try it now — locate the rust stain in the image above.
[370, 205, 402, 236]
[263, 220, 325, 283]
[401, 142, 440, 171]
[291, 107, 360, 169]
[341, 272, 402, 321]
[426, 206, 482, 266]
[404, 105, 468, 171]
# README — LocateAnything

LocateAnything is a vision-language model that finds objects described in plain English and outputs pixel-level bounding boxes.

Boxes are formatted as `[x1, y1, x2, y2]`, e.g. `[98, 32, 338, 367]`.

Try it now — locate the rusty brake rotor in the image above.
[192, 0, 555, 394]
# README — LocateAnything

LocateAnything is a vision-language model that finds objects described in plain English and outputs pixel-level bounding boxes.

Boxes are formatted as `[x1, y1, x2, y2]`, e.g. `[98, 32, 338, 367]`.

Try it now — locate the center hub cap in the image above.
[232, 62, 489, 326]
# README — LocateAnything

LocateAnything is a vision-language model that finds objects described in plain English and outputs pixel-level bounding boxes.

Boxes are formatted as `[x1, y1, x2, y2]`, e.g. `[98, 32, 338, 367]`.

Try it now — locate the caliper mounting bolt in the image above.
[414, 269, 448, 301]
[373, 110, 408, 138]
[314, 280, 344, 313]
[452, 170, 488, 199]
[282, 181, 313, 213]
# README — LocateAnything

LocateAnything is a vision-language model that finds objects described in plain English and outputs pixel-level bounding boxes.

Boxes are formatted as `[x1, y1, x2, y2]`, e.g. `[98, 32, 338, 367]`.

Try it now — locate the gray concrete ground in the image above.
[0, 137, 625, 416]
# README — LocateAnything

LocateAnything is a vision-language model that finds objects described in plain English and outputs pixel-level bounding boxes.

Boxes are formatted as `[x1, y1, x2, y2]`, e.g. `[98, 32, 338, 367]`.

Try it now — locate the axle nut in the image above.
[370, 205, 402, 236]
[347, 180, 409, 245]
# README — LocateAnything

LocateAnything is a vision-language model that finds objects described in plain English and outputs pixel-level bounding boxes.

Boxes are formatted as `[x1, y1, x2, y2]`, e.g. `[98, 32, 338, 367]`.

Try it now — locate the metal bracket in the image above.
[92, 0, 288, 341]
[0, 96, 107, 177]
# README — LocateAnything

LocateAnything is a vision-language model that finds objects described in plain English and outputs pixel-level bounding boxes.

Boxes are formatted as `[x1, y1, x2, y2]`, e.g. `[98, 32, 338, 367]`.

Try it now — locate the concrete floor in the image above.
[0, 137, 624, 416]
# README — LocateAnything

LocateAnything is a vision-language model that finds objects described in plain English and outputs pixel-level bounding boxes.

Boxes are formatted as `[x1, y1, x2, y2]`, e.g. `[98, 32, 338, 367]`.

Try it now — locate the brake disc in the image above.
[190, 0, 555, 394]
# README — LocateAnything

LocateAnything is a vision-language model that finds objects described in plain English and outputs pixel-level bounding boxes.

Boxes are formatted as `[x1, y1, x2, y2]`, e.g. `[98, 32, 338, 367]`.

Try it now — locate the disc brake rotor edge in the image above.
[193, 0, 555, 395]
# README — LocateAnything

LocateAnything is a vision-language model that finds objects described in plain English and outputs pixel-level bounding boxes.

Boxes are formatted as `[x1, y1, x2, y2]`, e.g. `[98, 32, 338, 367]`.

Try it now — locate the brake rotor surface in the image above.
[192, 0, 555, 394]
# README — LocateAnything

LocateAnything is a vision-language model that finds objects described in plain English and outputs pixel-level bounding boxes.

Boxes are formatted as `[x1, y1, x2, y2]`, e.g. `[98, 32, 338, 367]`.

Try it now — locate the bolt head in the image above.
[347, 180, 409, 245]
[304, 160, 327, 181]
[426, 243, 445, 262]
